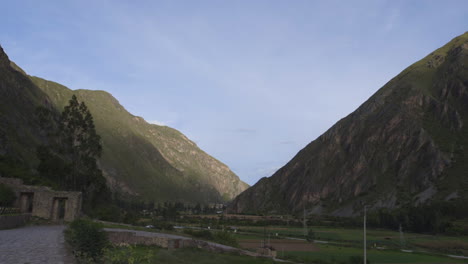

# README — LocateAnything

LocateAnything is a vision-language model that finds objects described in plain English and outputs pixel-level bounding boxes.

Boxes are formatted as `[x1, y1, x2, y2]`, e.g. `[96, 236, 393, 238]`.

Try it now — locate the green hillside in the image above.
[0, 45, 248, 204]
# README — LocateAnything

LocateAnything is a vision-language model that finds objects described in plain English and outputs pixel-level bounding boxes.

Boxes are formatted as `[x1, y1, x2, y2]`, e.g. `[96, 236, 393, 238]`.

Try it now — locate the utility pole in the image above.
[364, 205, 367, 264]
[303, 205, 307, 237]
[399, 223, 405, 249]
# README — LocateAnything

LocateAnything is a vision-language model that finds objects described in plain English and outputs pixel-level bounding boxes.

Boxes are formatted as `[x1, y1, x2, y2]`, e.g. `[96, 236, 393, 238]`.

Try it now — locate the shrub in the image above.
[213, 231, 239, 247]
[0, 183, 16, 209]
[103, 245, 154, 264]
[90, 205, 122, 222]
[349, 255, 370, 264]
[183, 229, 238, 247]
[151, 219, 174, 230]
[183, 229, 214, 240]
[306, 229, 315, 241]
[65, 219, 108, 262]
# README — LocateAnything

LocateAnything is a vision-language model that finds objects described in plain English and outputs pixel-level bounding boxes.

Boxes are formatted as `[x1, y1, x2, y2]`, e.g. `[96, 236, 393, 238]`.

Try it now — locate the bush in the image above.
[213, 231, 238, 247]
[183, 229, 213, 240]
[65, 219, 108, 262]
[183, 229, 238, 247]
[90, 205, 122, 222]
[103, 245, 154, 264]
[349, 255, 370, 264]
[151, 219, 174, 230]
[0, 183, 16, 209]
[306, 229, 315, 241]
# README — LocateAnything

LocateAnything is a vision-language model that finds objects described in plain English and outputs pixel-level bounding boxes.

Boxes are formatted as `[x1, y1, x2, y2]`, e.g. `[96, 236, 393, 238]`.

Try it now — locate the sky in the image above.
[1, 1, 467, 185]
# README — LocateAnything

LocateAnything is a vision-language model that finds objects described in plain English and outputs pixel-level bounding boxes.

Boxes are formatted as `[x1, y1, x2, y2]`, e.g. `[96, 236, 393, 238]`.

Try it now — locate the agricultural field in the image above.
[103, 246, 276, 264]
[99, 217, 468, 263]
[228, 225, 468, 263]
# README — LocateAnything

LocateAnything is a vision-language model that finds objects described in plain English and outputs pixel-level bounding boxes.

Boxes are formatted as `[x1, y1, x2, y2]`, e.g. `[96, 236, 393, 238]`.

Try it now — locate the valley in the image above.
[1, 2, 468, 263]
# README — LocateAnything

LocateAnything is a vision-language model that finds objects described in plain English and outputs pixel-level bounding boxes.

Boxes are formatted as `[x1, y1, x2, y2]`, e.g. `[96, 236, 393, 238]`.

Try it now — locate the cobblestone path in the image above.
[0, 225, 74, 264]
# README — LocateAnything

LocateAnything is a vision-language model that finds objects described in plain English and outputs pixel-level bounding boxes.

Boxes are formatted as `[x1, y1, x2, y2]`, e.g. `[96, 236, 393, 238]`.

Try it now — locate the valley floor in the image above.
[233, 225, 468, 263]
[102, 221, 468, 263]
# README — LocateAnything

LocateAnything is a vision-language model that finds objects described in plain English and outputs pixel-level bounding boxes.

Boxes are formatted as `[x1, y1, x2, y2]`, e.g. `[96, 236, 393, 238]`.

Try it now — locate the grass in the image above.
[30, 75, 247, 204]
[233, 225, 468, 263]
[103, 246, 275, 264]
[99, 220, 468, 263]
[284, 244, 466, 264]
[99, 222, 190, 237]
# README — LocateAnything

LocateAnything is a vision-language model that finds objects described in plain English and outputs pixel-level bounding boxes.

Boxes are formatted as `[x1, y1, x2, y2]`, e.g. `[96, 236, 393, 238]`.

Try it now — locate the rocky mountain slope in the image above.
[0, 46, 248, 203]
[0, 49, 49, 164]
[229, 32, 468, 216]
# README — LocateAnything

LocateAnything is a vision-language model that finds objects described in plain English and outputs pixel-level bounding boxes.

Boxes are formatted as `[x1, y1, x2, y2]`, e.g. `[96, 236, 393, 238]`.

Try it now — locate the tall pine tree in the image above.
[37, 95, 109, 212]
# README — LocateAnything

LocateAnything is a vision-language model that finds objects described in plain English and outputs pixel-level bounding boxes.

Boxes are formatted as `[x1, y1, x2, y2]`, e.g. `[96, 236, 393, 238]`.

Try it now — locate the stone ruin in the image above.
[0, 177, 81, 221]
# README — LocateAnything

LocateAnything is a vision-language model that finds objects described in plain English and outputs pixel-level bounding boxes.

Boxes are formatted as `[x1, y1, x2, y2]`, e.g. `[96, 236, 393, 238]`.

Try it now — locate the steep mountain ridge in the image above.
[32, 77, 248, 202]
[0, 47, 50, 163]
[229, 32, 468, 216]
[0, 45, 248, 203]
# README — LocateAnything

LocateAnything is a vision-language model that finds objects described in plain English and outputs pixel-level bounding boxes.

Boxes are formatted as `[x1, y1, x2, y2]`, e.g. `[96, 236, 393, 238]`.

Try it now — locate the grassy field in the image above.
[103, 246, 275, 264]
[235, 225, 468, 251]
[97, 220, 468, 263]
[284, 245, 466, 264]
[231, 225, 468, 263]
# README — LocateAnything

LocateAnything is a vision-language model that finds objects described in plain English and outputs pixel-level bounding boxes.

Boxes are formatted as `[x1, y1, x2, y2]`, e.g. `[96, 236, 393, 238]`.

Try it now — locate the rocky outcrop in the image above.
[229, 32, 468, 216]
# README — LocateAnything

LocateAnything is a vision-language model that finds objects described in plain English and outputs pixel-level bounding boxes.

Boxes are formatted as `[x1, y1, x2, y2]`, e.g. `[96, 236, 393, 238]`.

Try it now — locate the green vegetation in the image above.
[65, 219, 109, 263]
[232, 223, 467, 264]
[36, 95, 111, 214]
[67, 211, 468, 264]
[65, 219, 266, 264]
[183, 229, 239, 247]
[31, 76, 248, 204]
[366, 201, 468, 235]
[0, 183, 15, 214]
[0, 155, 58, 188]
[1, 46, 247, 209]
[284, 245, 465, 264]
[103, 246, 275, 264]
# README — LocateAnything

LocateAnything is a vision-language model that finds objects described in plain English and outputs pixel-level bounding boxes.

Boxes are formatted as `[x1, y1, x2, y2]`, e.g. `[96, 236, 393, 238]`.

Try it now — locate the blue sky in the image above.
[1, 1, 467, 185]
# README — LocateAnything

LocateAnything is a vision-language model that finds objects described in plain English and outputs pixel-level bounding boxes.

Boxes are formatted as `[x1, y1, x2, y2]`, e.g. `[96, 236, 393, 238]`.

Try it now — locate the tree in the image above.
[306, 228, 315, 241]
[60, 95, 102, 191]
[0, 183, 16, 214]
[37, 95, 109, 212]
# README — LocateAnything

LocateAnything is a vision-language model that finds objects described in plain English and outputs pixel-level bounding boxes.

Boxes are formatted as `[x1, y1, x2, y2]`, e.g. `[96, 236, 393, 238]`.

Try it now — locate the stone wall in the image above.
[0, 177, 23, 187]
[105, 229, 256, 257]
[106, 231, 203, 250]
[31, 191, 82, 221]
[107, 231, 171, 248]
[0, 177, 82, 221]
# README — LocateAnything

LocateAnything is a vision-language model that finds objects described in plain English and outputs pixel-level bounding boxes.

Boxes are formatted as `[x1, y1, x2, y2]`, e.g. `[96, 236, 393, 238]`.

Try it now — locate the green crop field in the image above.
[99, 220, 468, 263]
[103, 246, 275, 264]
[230, 225, 468, 263]
[284, 245, 466, 264]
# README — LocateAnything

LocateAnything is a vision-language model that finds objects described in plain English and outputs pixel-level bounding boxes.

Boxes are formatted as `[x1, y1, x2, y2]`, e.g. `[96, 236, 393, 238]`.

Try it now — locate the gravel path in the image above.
[0, 225, 75, 264]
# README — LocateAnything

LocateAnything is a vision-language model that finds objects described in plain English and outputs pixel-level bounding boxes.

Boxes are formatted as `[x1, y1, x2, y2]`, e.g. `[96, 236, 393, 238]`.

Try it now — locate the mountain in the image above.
[228, 32, 468, 216]
[0, 49, 50, 164]
[0, 45, 248, 204]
